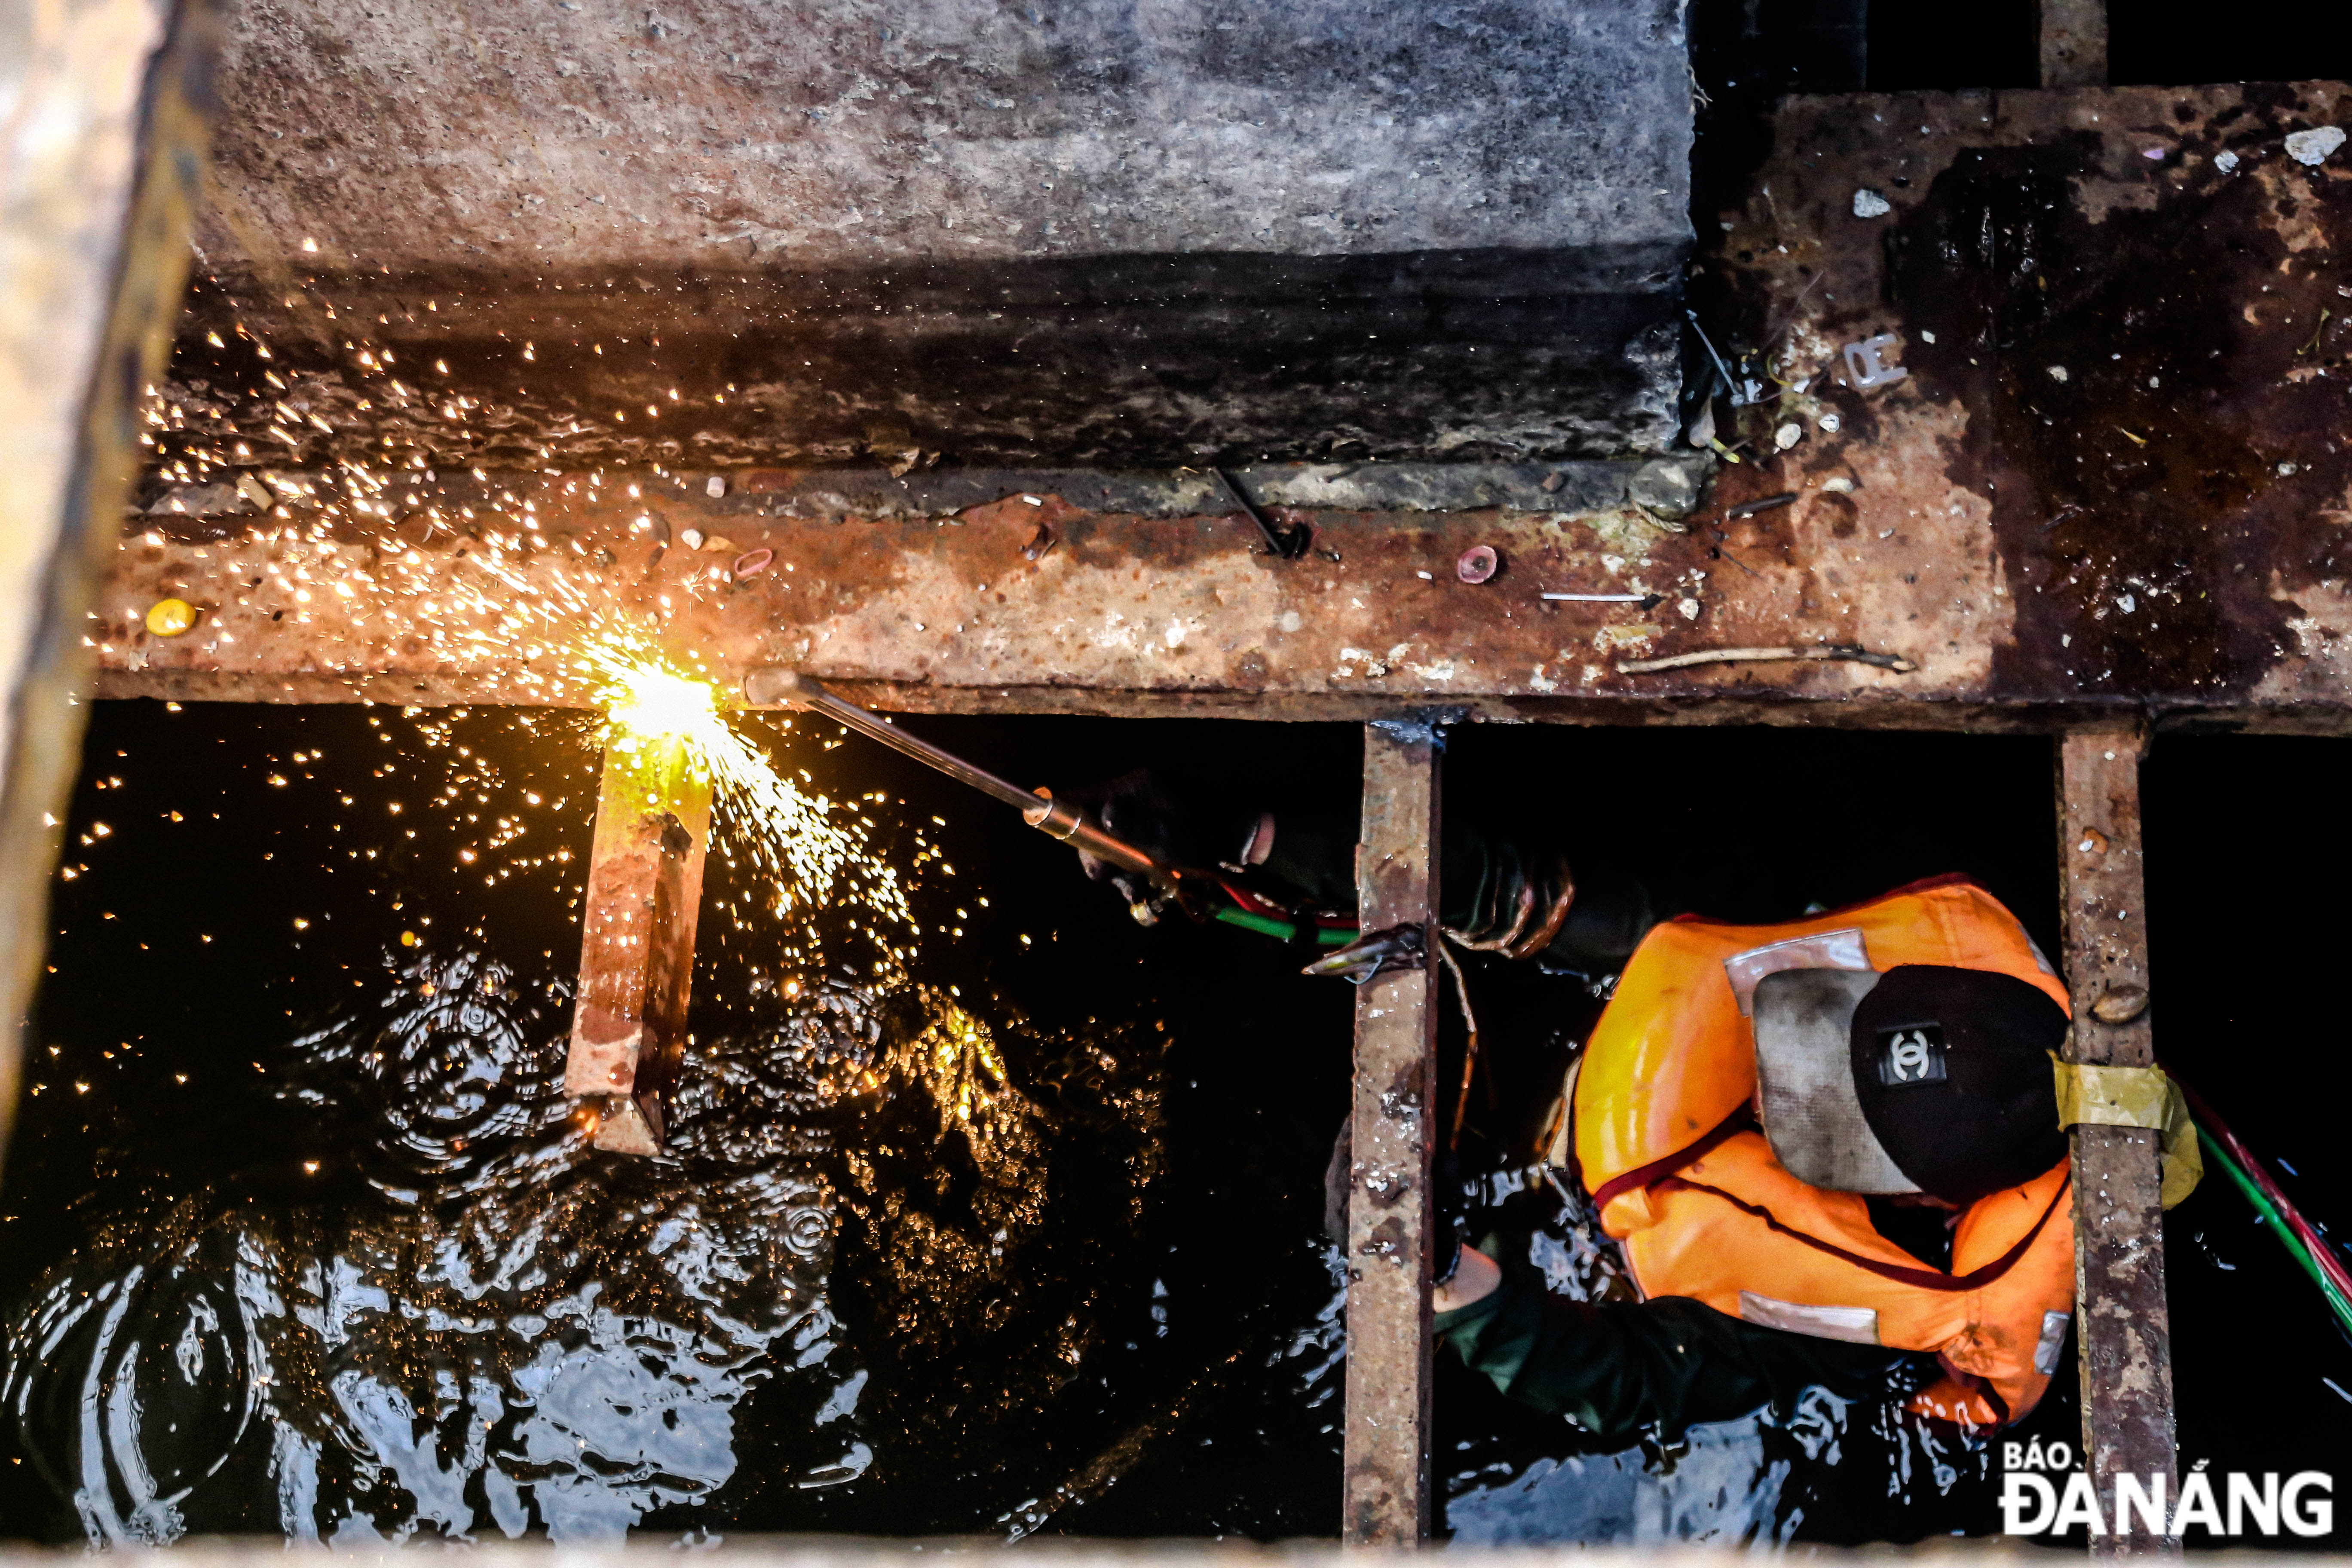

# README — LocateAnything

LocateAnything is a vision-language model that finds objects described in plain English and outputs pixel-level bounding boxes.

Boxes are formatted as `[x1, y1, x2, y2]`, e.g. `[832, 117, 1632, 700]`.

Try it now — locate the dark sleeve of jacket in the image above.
[1435, 1268, 1930, 1446]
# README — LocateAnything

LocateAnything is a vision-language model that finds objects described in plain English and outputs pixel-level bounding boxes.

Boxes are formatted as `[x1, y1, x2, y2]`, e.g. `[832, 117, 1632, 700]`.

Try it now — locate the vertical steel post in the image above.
[565, 734, 712, 1155]
[2057, 725, 2177, 1552]
[2040, 0, 2108, 86]
[0, 0, 221, 1166]
[1343, 718, 1442, 1544]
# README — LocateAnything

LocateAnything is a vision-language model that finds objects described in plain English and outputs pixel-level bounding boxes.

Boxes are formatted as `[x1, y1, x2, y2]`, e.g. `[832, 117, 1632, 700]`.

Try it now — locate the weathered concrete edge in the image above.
[140, 459, 1699, 525]
[83, 670, 2352, 737]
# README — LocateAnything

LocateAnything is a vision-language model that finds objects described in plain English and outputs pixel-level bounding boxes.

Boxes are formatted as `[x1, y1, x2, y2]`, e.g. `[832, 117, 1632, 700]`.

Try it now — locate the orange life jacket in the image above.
[1571, 875, 2076, 1427]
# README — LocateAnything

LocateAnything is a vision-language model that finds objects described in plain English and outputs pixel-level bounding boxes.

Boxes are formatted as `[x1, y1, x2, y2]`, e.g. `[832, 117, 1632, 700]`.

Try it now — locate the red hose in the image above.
[2178, 1079, 2352, 1304]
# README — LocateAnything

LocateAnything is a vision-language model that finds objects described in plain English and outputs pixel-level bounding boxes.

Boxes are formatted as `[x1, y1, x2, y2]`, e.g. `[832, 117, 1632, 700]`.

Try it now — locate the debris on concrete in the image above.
[2048, 365, 2070, 383]
[1841, 334, 1908, 389]
[2216, 149, 2241, 173]
[1853, 188, 1892, 218]
[679, 527, 704, 550]
[1543, 591, 1660, 607]
[1684, 402, 1717, 450]
[148, 483, 246, 516]
[2286, 126, 2345, 165]
[1775, 421, 1804, 451]
[705, 475, 727, 499]
[1627, 453, 1708, 517]
[1616, 644, 1917, 675]
[1818, 411, 1842, 433]
[144, 598, 197, 637]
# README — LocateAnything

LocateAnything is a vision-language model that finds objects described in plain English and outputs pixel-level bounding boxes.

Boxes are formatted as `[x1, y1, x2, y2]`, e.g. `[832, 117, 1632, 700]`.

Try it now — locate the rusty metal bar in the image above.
[2039, 0, 2108, 87]
[1343, 718, 1442, 1545]
[0, 0, 221, 1166]
[2056, 725, 2177, 1552]
[565, 734, 712, 1155]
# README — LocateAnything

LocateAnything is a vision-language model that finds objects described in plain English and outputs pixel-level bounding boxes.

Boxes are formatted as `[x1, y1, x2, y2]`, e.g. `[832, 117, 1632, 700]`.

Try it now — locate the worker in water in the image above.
[1430, 875, 2077, 1442]
[1064, 776, 2079, 1442]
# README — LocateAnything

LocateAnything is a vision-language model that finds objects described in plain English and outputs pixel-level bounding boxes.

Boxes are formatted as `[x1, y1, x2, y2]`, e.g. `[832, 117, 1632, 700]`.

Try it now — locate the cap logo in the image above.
[1876, 1023, 1948, 1086]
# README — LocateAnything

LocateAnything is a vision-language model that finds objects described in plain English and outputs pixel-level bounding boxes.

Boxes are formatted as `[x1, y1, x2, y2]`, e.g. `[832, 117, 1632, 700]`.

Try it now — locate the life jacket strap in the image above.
[1587, 1104, 1755, 1212]
[1655, 1170, 2072, 1292]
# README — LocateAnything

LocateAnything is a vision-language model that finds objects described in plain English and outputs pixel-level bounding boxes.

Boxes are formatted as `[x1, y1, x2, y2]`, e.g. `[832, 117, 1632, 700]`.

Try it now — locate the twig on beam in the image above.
[1616, 644, 1917, 675]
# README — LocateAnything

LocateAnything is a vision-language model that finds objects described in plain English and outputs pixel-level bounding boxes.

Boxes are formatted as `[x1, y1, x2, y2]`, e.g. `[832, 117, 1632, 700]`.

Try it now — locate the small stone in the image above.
[1678, 597, 1700, 620]
[2285, 126, 2345, 166]
[1818, 411, 1842, 433]
[1774, 421, 1803, 450]
[2076, 827, 2109, 855]
[2214, 149, 2240, 174]
[1540, 470, 1566, 493]
[1822, 476, 1856, 494]
[679, 527, 704, 550]
[1853, 188, 1892, 218]
[705, 475, 727, 498]
[2091, 985, 2149, 1025]
[2046, 365, 2069, 383]
[1628, 455, 1705, 517]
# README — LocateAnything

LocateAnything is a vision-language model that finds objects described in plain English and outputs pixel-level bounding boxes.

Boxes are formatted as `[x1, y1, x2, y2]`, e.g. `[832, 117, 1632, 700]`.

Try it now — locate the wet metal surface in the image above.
[1341, 723, 1440, 1543]
[2055, 729, 2175, 1548]
[567, 742, 711, 1154]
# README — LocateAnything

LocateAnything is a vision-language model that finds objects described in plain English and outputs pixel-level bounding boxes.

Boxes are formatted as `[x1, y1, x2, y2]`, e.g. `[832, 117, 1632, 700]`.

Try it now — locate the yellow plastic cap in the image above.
[145, 598, 197, 637]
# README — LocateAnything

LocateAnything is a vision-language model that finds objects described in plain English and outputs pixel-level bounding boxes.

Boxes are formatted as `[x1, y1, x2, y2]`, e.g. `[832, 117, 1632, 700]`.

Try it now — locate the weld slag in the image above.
[2000, 1447, 2334, 1539]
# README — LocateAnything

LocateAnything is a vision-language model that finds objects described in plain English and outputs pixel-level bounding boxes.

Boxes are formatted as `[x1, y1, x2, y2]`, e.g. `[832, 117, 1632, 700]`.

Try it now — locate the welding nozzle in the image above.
[743, 666, 1203, 914]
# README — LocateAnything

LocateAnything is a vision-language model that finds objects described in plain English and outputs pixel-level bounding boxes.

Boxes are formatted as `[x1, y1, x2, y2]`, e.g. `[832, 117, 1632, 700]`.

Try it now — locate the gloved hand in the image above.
[1053, 769, 1296, 925]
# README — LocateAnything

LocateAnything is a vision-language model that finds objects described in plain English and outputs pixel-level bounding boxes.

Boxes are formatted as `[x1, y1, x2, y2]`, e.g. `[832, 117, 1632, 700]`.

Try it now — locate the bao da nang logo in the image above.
[2001, 1442, 2334, 1539]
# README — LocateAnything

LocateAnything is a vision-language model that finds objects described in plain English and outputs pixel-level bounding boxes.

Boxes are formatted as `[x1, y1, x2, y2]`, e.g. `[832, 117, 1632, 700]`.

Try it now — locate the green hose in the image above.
[2197, 1124, 2352, 1338]
[1214, 906, 1354, 945]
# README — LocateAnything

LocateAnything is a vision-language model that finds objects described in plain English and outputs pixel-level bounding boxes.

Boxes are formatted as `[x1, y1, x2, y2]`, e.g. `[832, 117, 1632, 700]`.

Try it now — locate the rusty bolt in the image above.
[2091, 985, 2148, 1025]
[1457, 545, 1500, 584]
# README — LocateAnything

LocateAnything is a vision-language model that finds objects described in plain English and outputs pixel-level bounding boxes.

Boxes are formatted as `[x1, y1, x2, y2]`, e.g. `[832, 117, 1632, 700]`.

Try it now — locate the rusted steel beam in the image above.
[1700, 80, 2352, 720]
[0, 0, 221, 1164]
[1343, 719, 1442, 1545]
[565, 734, 711, 1156]
[2039, 0, 2108, 87]
[2056, 726, 2177, 1551]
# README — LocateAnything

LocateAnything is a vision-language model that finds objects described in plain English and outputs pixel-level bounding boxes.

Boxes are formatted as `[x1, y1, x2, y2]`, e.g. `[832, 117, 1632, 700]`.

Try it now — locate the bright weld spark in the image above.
[579, 621, 913, 940]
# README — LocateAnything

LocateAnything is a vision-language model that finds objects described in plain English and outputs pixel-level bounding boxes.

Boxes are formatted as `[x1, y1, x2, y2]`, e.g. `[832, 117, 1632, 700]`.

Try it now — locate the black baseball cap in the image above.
[1752, 964, 2070, 1204]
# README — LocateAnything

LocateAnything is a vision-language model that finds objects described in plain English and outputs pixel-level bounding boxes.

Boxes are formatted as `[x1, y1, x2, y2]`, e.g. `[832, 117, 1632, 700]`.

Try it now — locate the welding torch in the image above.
[741, 668, 1209, 924]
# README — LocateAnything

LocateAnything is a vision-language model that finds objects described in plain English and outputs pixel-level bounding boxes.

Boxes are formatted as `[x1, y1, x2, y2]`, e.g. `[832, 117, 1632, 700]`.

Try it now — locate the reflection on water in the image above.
[13, 706, 2208, 1546]
[0, 947, 1092, 1542]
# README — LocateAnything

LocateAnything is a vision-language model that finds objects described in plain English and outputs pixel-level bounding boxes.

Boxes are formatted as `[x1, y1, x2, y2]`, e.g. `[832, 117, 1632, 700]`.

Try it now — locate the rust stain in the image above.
[1701, 82, 2352, 723]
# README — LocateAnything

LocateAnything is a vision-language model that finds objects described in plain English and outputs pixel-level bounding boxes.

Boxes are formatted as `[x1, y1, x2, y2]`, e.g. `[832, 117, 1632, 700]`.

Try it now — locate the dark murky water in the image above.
[3, 713, 2345, 1545]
